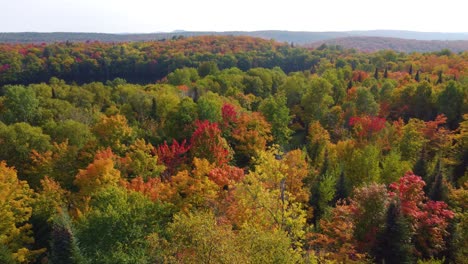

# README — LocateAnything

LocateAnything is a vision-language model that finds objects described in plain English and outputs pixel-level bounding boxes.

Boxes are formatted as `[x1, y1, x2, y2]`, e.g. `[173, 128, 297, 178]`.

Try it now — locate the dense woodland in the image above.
[0, 36, 467, 263]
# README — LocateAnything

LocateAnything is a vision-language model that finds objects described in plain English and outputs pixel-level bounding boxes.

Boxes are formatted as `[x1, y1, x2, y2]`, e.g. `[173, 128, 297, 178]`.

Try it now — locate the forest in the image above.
[0, 35, 467, 263]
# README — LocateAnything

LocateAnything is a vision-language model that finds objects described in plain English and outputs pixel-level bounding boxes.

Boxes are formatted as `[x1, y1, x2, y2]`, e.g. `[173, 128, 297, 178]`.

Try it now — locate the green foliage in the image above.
[356, 87, 379, 116]
[76, 187, 174, 264]
[50, 211, 87, 264]
[437, 81, 464, 128]
[375, 202, 413, 264]
[259, 94, 292, 146]
[2, 85, 39, 124]
[0, 122, 52, 175]
[301, 77, 334, 125]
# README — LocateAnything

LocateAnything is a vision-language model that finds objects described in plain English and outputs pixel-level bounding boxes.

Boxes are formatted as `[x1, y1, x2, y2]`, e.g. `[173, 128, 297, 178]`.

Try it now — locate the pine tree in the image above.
[334, 170, 347, 202]
[49, 211, 87, 264]
[429, 168, 448, 202]
[384, 68, 388, 78]
[374, 68, 379, 79]
[150, 98, 158, 120]
[413, 150, 427, 181]
[437, 71, 443, 84]
[375, 201, 413, 264]
[415, 70, 420, 82]
[409, 64, 413, 76]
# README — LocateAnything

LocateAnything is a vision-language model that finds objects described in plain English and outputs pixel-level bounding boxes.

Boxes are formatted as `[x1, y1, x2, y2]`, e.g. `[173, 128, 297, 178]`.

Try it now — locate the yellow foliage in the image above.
[0, 161, 44, 263]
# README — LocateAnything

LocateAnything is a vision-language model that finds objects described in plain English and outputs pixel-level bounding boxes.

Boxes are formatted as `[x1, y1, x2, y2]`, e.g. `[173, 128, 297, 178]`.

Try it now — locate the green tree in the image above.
[0, 122, 52, 175]
[301, 77, 334, 125]
[76, 187, 173, 264]
[375, 201, 413, 264]
[2, 85, 39, 124]
[356, 87, 379, 116]
[258, 94, 292, 146]
[437, 81, 464, 128]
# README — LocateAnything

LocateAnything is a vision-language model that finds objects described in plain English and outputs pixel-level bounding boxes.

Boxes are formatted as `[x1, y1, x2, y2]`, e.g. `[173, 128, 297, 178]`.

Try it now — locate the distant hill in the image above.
[0, 31, 350, 44]
[1, 30, 467, 52]
[307, 36, 468, 53]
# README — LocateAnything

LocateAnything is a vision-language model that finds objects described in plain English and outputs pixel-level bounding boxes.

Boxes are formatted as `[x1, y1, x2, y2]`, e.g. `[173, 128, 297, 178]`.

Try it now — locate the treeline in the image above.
[2, 35, 466, 87]
[0, 37, 467, 263]
[0, 36, 320, 85]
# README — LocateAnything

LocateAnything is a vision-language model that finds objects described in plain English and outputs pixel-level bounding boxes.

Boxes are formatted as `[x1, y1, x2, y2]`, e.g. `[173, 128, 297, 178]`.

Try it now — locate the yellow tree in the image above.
[229, 148, 308, 249]
[73, 148, 121, 213]
[92, 114, 134, 154]
[0, 161, 43, 263]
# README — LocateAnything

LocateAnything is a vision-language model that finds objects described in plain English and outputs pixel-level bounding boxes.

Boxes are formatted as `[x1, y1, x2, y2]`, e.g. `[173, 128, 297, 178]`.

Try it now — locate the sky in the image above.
[1, 0, 467, 33]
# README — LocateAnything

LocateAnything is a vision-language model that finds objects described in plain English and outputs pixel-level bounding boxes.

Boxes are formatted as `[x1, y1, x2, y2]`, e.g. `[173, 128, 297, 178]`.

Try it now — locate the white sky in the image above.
[1, 0, 467, 33]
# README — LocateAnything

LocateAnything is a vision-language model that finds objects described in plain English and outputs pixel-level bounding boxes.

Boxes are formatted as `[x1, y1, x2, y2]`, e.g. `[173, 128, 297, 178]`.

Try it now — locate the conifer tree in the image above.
[375, 201, 413, 264]
[415, 70, 420, 82]
[50, 211, 87, 264]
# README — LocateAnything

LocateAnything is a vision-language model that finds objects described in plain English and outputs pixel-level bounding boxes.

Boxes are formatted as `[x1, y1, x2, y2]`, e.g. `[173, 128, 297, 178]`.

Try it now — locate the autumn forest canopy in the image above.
[0, 35, 467, 263]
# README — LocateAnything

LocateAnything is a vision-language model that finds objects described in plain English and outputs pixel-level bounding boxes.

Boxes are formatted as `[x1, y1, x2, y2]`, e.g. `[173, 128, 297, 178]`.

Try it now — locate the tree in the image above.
[258, 94, 292, 146]
[76, 186, 173, 264]
[1, 85, 39, 124]
[92, 114, 134, 154]
[120, 139, 165, 181]
[156, 139, 191, 179]
[389, 172, 454, 258]
[414, 81, 435, 121]
[437, 81, 464, 129]
[190, 120, 231, 166]
[355, 87, 379, 116]
[166, 211, 240, 263]
[351, 183, 389, 253]
[300, 77, 334, 125]
[0, 162, 43, 263]
[231, 111, 272, 166]
[197, 61, 219, 77]
[308, 203, 365, 262]
[0, 122, 52, 176]
[49, 211, 87, 264]
[375, 201, 413, 264]
[74, 148, 121, 198]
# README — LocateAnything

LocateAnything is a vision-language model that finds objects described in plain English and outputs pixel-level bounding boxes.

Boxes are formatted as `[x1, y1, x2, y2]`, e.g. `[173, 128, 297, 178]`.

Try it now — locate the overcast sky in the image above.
[1, 0, 467, 33]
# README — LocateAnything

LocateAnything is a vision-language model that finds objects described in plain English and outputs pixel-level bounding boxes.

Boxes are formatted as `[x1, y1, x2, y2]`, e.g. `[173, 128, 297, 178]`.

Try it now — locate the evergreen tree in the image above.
[150, 97, 158, 120]
[347, 80, 353, 90]
[334, 170, 347, 202]
[415, 70, 420, 82]
[413, 151, 428, 181]
[384, 68, 388, 78]
[375, 201, 413, 264]
[50, 211, 87, 264]
[429, 168, 448, 202]
[409, 64, 413, 76]
[437, 71, 443, 84]
[374, 68, 379, 79]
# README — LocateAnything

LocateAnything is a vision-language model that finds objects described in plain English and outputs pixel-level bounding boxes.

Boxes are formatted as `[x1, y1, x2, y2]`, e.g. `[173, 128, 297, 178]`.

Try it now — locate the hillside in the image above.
[1, 30, 467, 45]
[308, 36, 468, 53]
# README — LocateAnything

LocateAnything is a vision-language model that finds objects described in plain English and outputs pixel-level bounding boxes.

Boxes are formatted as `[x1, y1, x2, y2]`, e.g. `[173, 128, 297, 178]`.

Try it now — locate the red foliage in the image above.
[156, 139, 191, 179]
[389, 172, 454, 256]
[349, 115, 386, 140]
[123, 176, 163, 201]
[190, 120, 231, 166]
[221, 103, 238, 126]
[352, 70, 369, 82]
[208, 165, 245, 187]
[422, 114, 447, 140]
[389, 172, 426, 218]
